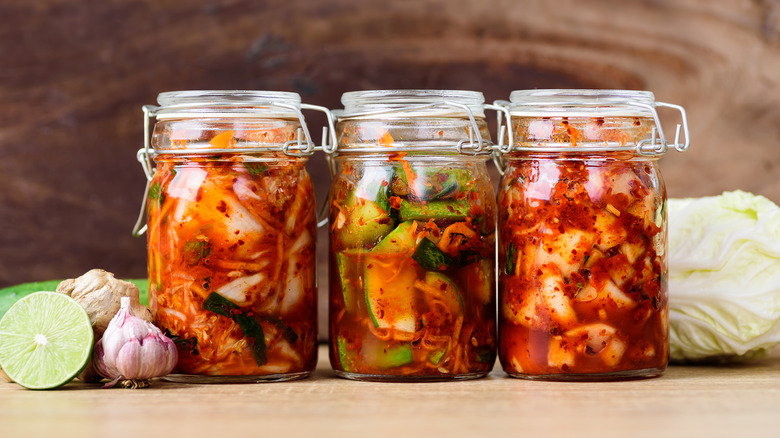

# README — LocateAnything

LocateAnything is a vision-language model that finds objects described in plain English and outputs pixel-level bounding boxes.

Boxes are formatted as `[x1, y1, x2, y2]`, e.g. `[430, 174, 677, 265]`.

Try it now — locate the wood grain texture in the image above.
[1, 344, 779, 438]
[1, 0, 779, 299]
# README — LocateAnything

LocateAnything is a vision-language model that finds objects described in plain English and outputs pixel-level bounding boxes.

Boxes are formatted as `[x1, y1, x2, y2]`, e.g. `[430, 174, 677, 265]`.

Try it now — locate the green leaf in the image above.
[505, 242, 517, 275]
[0, 278, 148, 319]
[235, 314, 268, 366]
[184, 240, 211, 265]
[202, 292, 267, 365]
[148, 182, 163, 201]
[244, 163, 268, 177]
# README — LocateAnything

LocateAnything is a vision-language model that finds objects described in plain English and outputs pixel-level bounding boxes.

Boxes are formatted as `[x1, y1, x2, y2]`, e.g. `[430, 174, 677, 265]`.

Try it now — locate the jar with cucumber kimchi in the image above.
[496, 89, 690, 380]
[134, 91, 332, 383]
[326, 90, 506, 381]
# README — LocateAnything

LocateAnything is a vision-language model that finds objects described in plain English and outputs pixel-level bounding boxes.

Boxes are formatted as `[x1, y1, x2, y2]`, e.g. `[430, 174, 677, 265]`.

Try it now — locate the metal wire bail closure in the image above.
[132, 98, 335, 236]
[498, 91, 690, 156]
[634, 102, 690, 155]
[326, 95, 495, 156]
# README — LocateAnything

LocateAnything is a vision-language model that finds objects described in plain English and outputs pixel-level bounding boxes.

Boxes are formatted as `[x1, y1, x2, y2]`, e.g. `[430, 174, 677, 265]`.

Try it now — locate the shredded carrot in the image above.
[210, 130, 236, 149]
[379, 131, 395, 147]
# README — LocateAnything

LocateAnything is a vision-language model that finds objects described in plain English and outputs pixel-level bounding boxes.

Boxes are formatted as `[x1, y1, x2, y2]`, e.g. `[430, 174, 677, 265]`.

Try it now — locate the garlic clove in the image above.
[115, 339, 144, 380]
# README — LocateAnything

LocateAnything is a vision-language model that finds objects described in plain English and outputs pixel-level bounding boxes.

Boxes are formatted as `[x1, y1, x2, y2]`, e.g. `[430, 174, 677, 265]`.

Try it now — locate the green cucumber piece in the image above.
[355, 170, 392, 212]
[364, 254, 418, 333]
[475, 347, 495, 364]
[364, 339, 414, 369]
[424, 272, 464, 315]
[337, 335, 413, 371]
[336, 198, 394, 248]
[336, 335, 359, 373]
[393, 166, 473, 201]
[412, 237, 453, 271]
[505, 241, 517, 276]
[336, 250, 365, 314]
[399, 199, 470, 222]
[371, 221, 418, 253]
[0, 278, 148, 319]
[429, 348, 447, 365]
[458, 259, 493, 305]
[335, 168, 395, 248]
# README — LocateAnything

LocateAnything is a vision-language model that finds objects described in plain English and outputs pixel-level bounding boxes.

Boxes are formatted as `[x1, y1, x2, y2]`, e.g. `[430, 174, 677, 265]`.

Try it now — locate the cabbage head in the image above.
[669, 190, 780, 362]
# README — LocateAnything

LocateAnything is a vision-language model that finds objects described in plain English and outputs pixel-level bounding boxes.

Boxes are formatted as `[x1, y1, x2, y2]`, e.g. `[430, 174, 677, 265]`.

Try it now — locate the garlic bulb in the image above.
[93, 297, 177, 388]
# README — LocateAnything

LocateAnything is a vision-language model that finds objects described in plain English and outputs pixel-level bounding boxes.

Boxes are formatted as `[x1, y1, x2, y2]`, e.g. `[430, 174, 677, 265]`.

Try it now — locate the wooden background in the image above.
[2, 0, 779, 311]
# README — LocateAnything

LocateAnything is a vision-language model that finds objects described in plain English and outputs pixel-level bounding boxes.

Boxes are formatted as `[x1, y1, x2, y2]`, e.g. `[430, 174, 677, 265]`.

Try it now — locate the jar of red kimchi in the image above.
[496, 89, 690, 380]
[326, 90, 507, 381]
[134, 91, 333, 383]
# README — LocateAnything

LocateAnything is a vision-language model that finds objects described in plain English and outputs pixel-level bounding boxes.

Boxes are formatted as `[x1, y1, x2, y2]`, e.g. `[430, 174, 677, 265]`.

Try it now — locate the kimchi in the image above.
[498, 110, 670, 379]
[328, 157, 497, 379]
[144, 96, 318, 381]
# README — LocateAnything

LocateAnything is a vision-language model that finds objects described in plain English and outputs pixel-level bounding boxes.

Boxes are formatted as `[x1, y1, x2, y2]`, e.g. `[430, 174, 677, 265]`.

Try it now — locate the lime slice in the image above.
[0, 292, 94, 389]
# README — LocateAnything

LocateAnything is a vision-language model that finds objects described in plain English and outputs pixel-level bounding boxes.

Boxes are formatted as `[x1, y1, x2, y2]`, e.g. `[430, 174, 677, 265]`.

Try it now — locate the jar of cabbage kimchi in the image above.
[326, 90, 505, 381]
[134, 91, 331, 383]
[496, 89, 690, 380]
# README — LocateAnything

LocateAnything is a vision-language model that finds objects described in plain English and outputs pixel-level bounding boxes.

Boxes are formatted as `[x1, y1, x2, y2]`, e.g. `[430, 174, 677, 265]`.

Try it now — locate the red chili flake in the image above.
[216, 200, 228, 213]
[388, 196, 403, 210]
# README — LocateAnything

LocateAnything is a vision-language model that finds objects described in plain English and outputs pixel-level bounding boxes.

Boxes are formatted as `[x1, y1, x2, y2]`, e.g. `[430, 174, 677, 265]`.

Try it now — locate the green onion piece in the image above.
[203, 292, 267, 365]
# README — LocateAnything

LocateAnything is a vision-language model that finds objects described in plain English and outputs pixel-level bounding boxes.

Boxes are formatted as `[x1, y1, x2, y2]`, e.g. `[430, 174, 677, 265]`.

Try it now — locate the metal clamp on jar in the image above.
[325, 90, 509, 381]
[133, 90, 334, 383]
[495, 89, 689, 381]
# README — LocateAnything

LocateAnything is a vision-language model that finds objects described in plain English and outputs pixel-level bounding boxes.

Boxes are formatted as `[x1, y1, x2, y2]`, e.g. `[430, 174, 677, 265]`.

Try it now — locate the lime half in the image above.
[0, 292, 93, 389]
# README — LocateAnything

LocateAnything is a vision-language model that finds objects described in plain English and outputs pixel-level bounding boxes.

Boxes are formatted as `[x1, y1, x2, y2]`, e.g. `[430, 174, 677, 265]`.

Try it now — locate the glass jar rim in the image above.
[339, 89, 486, 118]
[508, 89, 656, 117]
[155, 90, 302, 119]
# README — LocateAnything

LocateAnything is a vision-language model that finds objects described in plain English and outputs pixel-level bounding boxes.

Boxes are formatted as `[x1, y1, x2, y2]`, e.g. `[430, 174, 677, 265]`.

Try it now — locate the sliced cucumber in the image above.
[335, 168, 395, 248]
[429, 348, 447, 365]
[365, 339, 414, 370]
[336, 250, 365, 314]
[355, 169, 392, 212]
[457, 259, 493, 305]
[371, 221, 418, 253]
[399, 199, 470, 222]
[423, 271, 464, 315]
[336, 198, 394, 248]
[364, 254, 418, 333]
[412, 237, 453, 271]
[336, 335, 359, 373]
[337, 334, 414, 371]
[392, 166, 473, 201]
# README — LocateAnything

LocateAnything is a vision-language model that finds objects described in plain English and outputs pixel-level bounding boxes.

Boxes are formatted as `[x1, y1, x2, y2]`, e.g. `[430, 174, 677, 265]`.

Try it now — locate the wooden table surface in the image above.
[2, 344, 779, 438]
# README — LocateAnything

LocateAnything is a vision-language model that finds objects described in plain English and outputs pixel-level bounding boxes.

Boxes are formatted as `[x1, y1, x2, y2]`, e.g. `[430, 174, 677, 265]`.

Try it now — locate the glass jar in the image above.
[134, 90, 331, 383]
[496, 89, 689, 380]
[326, 90, 504, 381]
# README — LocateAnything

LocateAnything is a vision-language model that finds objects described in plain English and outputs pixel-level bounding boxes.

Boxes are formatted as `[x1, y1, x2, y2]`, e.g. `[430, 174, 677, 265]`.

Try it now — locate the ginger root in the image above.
[57, 269, 152, 382]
